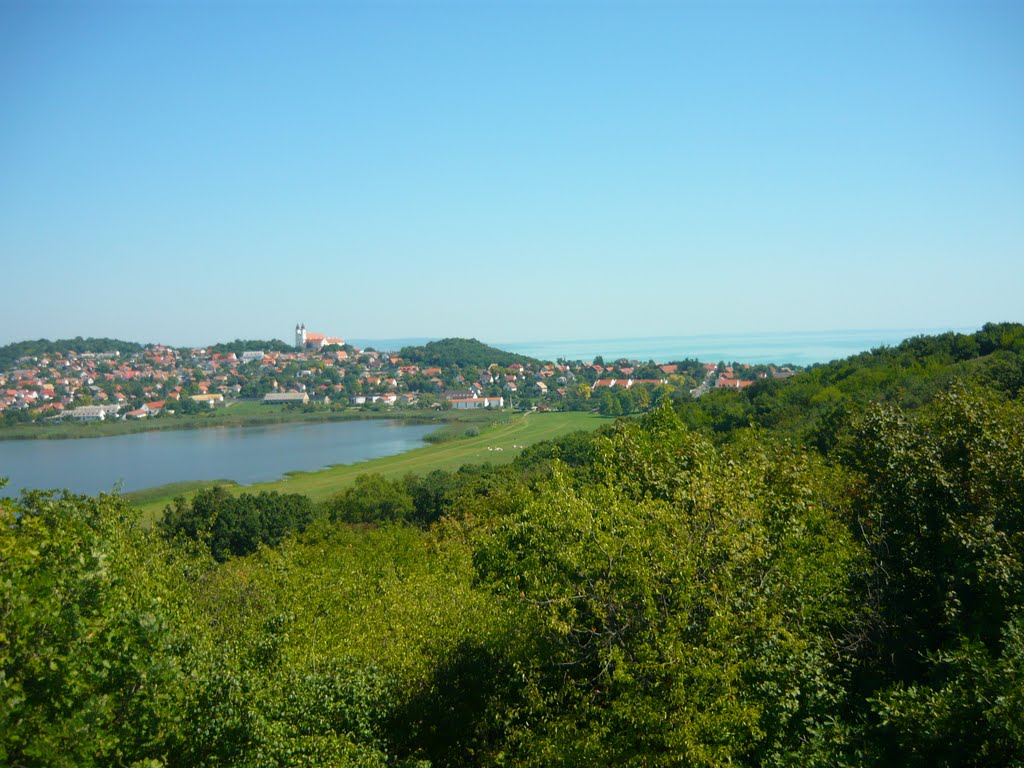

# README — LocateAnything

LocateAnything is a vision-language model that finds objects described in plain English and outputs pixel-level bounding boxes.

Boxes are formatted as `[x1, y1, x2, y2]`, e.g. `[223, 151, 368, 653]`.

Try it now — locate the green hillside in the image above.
[679, 321, 1024, 449]
[397, 337, 542, 368]
[205, 339, 296, 354]
[0, 337, 146, 369]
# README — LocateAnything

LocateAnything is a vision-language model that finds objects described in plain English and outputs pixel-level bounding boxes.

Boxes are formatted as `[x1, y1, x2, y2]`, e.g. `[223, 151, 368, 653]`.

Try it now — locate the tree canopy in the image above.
[0, 337, 146, 370]
[205, 338, 296, 354]
[397, 338, 542, 368]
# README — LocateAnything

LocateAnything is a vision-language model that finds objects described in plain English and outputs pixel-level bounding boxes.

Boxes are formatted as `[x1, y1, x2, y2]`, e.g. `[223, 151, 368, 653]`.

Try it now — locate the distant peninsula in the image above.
[3, 323, 1020, 440]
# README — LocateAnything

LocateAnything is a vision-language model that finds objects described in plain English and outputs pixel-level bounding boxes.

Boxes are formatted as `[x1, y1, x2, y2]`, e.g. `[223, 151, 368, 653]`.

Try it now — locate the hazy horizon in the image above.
[0, 324, 986, 367]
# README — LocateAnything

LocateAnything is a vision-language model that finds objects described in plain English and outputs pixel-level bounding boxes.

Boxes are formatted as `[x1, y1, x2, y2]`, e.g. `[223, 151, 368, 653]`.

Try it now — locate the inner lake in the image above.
[0, 419, 439, 497]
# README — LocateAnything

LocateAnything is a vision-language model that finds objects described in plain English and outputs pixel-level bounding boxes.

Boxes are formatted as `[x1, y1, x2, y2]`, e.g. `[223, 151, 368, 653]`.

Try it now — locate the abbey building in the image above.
[294, 323, 344, 351]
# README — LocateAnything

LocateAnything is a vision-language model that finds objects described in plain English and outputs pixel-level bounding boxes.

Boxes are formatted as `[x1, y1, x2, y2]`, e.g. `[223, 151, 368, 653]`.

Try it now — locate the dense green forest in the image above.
[0, 337, 146, 370]
[397, 338, 541, 368]
[204, 339, 297, 355]
[3, 323, 1023, 766]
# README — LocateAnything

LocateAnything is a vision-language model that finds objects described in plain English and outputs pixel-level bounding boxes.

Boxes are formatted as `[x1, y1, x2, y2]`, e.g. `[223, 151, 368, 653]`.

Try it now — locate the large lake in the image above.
[354, 328, 977, 367]
[0, 420, 438, 498]
[497, 328, 977, 367]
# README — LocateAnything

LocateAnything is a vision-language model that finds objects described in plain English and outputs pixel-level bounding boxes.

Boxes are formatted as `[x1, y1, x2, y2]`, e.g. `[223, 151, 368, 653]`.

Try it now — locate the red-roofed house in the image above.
[716, 377, 754, 389]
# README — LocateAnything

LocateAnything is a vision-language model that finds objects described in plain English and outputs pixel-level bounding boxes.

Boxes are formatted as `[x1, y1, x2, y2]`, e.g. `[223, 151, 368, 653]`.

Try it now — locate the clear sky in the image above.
[1, 0, 1021, 348]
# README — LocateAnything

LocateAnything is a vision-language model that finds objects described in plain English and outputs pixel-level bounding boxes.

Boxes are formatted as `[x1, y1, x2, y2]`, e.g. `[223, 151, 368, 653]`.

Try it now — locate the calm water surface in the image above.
[496, 328, 976, 366]
[0, 420, 438, 498]
[355, 328, 976, 366]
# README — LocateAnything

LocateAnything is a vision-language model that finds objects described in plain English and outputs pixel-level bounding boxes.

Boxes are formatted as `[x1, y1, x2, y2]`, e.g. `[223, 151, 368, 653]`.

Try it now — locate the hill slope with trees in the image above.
[397, 337, 542, 368]
[204, 339, 297, 354]
[0, 337, 146, 370]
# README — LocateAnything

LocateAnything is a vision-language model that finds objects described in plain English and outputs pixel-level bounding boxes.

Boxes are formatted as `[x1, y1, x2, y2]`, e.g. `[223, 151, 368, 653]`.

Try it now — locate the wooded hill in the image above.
[0, 337, 146, 370]
[2, 322, 1023, 767]
[204, 338, 298, 355]
[397, 337, 542, 368]
[679, 322, 1024, 449]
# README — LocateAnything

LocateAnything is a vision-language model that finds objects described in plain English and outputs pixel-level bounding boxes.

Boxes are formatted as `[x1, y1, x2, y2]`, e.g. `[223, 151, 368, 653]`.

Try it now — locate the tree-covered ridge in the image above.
[3, 323, 1024, 766]
[679, 321, 1024, 448]
[397, 337, 542, 368]
[0, 337, 146, 370]
[204, 339, 297, 354]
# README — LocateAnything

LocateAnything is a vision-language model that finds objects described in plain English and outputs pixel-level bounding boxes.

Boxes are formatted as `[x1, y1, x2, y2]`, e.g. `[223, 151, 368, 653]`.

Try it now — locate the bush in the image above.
[327, 474, 415, 524]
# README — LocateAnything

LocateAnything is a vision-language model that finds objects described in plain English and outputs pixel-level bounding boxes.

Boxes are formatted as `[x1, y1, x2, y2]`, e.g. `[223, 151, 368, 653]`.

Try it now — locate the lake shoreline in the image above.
[0, 418, 448, 499]
[0, 405, 485, 442]
[126, 411, 606, 524]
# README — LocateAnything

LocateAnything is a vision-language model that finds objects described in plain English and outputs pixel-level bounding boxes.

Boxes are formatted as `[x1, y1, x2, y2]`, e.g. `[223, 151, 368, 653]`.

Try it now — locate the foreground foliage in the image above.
[475, 410, 863, 765]
[0, 489, 198, 766]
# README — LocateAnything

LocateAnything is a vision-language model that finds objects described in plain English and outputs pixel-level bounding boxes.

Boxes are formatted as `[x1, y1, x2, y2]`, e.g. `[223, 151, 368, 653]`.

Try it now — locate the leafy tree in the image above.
[843, 384, 1024, 763]
[685, 388, 750, 433]
[328, 473, 415, 524]
[513, 429, 604, 477]
[0, 486, 198, 766]
[174, 395, 205, 415]
[474, 407, 862, 765]
[632, 383, 652, 412]
[179, 521, 505, 768]
[160, 487, 315, 561]
[404, 470, 458, 525]
[615, 387, 634, 414]
[597, 388, 621, 416]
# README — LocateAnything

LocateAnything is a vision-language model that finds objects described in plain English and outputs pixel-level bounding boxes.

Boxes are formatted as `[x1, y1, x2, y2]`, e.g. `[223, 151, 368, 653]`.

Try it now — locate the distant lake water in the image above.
[0, 420, 438, 498]
[354, 328, 976, 366]
[494, 328, 977, 367]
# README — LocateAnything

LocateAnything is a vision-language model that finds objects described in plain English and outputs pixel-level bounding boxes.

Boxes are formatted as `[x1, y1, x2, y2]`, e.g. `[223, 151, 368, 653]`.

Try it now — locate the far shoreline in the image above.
[0, 404, 493, 442]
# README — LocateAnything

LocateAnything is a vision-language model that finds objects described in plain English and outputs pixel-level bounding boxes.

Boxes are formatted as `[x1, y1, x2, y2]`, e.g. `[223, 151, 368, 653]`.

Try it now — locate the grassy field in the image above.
[130, 411, 607, 524]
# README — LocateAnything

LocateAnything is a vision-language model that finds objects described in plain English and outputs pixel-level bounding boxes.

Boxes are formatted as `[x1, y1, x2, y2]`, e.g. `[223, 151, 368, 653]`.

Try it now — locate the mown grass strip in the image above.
[132, 411, 606, 524]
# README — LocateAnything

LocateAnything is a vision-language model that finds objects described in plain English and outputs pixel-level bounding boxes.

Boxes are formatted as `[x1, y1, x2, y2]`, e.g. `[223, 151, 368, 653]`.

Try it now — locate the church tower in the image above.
[295, 323, 307, 350]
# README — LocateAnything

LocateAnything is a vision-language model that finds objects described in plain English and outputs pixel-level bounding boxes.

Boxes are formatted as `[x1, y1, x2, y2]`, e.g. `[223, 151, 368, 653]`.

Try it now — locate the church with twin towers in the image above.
[294, 323, 344, 351]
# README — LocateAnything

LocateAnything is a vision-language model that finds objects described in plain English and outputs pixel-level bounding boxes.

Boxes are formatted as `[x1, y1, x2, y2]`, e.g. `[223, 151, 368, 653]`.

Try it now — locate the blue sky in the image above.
[1, 0, 1021, 348]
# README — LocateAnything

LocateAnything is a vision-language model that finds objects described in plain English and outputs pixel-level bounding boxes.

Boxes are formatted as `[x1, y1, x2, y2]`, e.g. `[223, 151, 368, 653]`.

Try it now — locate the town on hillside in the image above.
[0, 324, 797, 426]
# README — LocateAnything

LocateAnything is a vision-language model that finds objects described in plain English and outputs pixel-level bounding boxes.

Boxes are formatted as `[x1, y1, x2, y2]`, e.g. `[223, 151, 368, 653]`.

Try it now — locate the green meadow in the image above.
[129, 411, 605, 523]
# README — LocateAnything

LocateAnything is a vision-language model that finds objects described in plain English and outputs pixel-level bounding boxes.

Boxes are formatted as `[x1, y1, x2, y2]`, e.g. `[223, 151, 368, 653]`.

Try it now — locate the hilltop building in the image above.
[294, 323, 344, 351]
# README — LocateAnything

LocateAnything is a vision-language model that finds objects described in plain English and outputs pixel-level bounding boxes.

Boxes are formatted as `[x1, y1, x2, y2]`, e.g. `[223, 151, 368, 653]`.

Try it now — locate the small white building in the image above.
[66, 404, 120, 421]
[448, 396, 504, 410]
[263, 392, 309, 405]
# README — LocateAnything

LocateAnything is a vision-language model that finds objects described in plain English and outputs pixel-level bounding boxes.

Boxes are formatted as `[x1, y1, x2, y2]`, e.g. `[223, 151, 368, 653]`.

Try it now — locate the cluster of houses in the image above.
[0, 344, 238, 422]
[0, 328, 800, 425]
[0, 340, 521, 422]
[714, 364, 795, 389]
